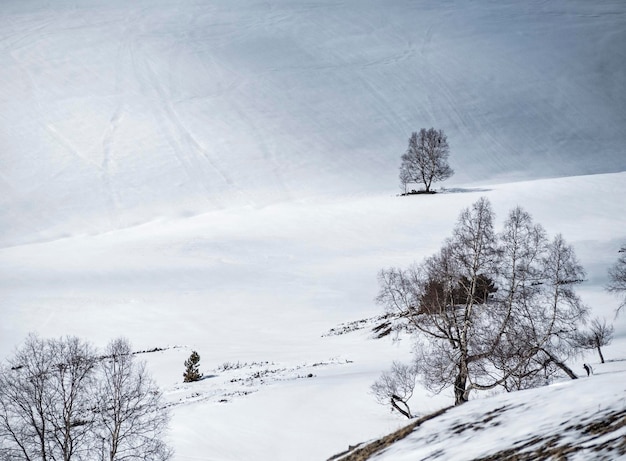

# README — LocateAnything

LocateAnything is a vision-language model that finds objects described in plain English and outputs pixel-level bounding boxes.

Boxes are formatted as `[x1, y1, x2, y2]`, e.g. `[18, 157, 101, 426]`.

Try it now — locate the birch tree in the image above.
[96, 338, 172, 461]
[0, 336, 172, 461]
[376, 198, 588, 405]
[607, 246, 626, 314]
[576, 317, 614, 364]
[371, 362, 418, 419]
[0, 335, 97, 461]
[399, 128, 453, 193]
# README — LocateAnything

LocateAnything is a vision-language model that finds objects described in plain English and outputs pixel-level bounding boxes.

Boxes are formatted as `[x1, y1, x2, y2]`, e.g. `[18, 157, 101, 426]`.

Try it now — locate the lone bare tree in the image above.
[376, 198, 588, 405]
[399, 128, 453, 193]
[576, 317, 614, 364]
[607, 246, 626, 314]
[371, 361, 418, 419]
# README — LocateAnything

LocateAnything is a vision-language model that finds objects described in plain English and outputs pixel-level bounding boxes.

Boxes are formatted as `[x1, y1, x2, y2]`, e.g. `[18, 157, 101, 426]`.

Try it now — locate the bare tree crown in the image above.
[399, 128, 454, 193]
[0, 335, 172, 461]
[376, 198, 588, 405]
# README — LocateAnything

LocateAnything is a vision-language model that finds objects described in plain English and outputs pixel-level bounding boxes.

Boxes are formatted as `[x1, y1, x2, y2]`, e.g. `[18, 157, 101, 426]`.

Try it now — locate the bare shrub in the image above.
[371, 362, 418, 419]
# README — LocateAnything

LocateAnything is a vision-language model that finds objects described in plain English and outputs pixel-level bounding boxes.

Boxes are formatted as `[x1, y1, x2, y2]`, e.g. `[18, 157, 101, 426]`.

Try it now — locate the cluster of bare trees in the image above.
[375, 198, 590, 407]
[0, 335, 172, 461]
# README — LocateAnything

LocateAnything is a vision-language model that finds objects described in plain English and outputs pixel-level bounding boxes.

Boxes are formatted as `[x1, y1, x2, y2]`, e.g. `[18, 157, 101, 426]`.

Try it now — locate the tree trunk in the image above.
[541, 349, 578, 380]
[552, 358, 578, 379]
[390, 397, 412, 419]
[454, 362, 469, 405]
[596, 342, 605, 364]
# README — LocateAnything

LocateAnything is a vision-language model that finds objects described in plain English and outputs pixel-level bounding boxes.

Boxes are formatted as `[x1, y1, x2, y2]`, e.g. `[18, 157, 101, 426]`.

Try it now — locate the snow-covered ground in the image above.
[1, 0, 625, 246]
[2, 173, 625, 460]
[1, 1, 625, 460]
[344, 358, 626, 460]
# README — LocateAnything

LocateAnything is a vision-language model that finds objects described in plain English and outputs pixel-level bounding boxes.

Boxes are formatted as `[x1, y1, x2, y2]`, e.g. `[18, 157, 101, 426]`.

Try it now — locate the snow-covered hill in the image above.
[1, 172, 625, 460]
[2, 0, 625, 245]
[2, 1, 626, 460]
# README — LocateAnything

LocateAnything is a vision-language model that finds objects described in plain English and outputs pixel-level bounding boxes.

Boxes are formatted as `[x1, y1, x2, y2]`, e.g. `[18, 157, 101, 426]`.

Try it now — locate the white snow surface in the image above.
[372, 359, 626, 461]
[2, 172, 626, 460]
[1, 1, 626, 460]
[1, 0, 625, 245]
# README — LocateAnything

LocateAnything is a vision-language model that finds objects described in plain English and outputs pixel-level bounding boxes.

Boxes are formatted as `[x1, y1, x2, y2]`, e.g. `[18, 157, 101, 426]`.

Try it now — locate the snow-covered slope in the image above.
[1, 1, 625, 459]
[333, 359, 626, 461]
[1, 172, 625, 460]
[2, 0, 625, 245]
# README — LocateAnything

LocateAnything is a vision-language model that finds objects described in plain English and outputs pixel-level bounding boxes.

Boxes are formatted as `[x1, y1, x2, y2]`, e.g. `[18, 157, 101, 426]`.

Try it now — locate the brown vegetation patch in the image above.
[450, 405, 512, 435]
[327, 406, 452, 461]
[475, 408, 626, 461]
[329, 406, 626, 461]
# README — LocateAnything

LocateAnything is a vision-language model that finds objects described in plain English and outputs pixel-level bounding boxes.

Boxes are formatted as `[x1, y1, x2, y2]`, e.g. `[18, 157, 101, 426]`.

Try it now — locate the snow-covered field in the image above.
[1, 0, 625, 460]
[2, 174, 625, 460]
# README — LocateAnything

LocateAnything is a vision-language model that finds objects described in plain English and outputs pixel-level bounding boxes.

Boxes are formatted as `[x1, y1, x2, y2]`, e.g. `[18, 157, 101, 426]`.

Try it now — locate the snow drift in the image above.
[1, 0, 625, 245]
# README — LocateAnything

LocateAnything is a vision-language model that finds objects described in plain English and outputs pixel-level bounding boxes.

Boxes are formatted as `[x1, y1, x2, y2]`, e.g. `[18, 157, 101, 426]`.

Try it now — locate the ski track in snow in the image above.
[130, 34, 227, 206]
[0, 2, 625, 460]
[1, 0, 625, 244]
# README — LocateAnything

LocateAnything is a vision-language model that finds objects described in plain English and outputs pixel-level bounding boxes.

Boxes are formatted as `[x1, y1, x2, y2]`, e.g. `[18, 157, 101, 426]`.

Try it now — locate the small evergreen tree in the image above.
[183, 350, 203, 383]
